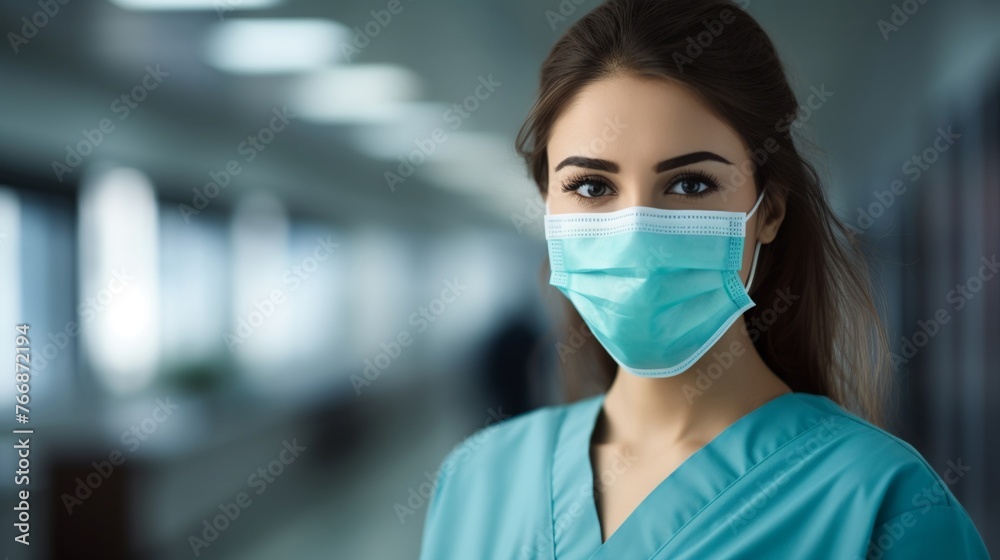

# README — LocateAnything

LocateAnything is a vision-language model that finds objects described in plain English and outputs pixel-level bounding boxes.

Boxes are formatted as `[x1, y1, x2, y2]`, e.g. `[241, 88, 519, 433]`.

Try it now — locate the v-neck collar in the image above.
[550, 393, 606, 558]
[550, 391, 828, 559]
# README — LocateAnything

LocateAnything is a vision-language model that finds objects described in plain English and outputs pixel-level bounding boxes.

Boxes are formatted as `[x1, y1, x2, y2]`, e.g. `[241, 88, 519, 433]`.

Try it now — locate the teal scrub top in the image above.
[419, 392, 990, 559]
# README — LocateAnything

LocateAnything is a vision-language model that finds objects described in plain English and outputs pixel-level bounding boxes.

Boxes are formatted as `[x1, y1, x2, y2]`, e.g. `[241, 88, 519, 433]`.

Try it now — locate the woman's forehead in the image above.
[547, 74, 747, 166]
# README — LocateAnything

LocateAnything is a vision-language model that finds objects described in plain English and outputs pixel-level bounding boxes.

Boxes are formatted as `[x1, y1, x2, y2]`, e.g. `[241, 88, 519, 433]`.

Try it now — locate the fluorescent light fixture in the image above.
[0, 188, 19, 406]
[349, 229, 419, 359]
[350, 105, 456, 159]
[230, 193, 291, 377]
[79, 168, 160, 395]
[419, 133, 542, 218]
[292, 64, 424, 124]
[205, 19, 351, 74]
[110, 0, 281, 10]
[421, 131, 524, 191]
[429, 131, 515, 162]
[159, 209, 229, 366]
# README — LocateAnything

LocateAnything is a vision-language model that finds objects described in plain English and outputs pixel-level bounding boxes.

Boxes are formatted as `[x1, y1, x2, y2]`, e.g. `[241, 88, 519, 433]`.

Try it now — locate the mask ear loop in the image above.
[745, 241, 762, 291]
[744, 189, 767, 292]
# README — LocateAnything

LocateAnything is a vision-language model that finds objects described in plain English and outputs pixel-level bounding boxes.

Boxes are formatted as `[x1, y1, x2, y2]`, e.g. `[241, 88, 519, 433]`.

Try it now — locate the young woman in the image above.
[419, 0, 990, 558]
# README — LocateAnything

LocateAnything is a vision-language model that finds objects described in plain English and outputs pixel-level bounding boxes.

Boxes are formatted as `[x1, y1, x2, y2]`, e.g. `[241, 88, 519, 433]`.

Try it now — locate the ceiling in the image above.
[0, 0, 996, 233]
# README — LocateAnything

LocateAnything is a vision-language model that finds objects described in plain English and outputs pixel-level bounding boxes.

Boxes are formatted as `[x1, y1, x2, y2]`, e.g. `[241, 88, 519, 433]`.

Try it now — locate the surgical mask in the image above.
[543, 190, 766, 377]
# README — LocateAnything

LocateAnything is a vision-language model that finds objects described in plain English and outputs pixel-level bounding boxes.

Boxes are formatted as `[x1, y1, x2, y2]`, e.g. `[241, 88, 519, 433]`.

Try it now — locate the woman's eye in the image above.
[667, 177, 712, 195]
[572, 181, 611, 198]
[667, 175, 718, 196]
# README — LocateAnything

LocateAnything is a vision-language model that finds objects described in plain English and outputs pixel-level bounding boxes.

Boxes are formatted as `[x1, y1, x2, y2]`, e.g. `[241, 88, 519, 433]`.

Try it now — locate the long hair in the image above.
[516, 0, 892, 426]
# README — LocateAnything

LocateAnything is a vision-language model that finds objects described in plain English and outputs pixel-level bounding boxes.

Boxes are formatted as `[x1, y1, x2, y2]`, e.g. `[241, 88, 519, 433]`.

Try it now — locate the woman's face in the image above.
[545, 72, 782, 280]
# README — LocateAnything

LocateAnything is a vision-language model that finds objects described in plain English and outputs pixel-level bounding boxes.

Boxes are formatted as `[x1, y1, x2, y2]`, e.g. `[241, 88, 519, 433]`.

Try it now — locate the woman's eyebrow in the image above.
[554, 155, 619, 173]
[554, 151, 734, 173]
[655, 151, 733, 172]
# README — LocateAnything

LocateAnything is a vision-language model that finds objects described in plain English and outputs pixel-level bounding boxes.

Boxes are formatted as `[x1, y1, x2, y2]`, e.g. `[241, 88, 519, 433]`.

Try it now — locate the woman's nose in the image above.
[616, 181, 660, 210]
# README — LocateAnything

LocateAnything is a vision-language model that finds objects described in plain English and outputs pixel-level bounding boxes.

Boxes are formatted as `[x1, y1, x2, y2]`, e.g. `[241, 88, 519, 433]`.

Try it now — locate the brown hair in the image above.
[516, 0, 892, 426]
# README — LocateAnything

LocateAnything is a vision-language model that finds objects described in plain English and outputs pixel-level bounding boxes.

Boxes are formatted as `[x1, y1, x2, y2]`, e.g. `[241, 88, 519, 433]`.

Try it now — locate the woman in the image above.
[419, 0, 990, 558]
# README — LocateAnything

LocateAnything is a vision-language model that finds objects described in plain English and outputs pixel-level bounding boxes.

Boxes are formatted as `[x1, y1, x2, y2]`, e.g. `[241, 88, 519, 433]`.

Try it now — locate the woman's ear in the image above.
[756, 186, 786, 244]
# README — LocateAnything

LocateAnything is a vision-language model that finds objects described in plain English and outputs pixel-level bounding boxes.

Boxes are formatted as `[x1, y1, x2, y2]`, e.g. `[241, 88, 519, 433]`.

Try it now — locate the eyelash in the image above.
[559, 170, 723, 202]
[559, 174, 611, 204]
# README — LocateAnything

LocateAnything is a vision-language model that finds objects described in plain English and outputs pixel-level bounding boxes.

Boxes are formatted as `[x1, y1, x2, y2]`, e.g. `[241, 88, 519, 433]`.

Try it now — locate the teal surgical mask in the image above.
[543, 190, 766, 377]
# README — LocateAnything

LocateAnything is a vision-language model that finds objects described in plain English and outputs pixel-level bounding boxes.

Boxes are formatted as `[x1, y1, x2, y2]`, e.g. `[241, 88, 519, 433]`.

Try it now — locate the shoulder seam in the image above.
[652, 411, 842, 556]
[829, 413, 956, 507]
